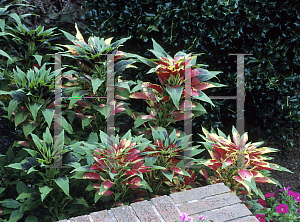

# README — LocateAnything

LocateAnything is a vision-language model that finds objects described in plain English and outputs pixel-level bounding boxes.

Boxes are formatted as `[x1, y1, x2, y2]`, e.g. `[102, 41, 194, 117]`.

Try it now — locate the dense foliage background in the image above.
[83, 0, 300, 150]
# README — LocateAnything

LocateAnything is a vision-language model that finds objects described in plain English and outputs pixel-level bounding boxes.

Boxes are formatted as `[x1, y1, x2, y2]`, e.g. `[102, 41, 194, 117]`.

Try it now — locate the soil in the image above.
[254, 128, 300, 203]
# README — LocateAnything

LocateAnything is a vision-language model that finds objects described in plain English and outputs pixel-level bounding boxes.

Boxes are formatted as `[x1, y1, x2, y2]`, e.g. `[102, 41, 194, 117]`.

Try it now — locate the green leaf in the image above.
[32, 55, 43, 67]
[166, 85, 183, 110]
[23, 122, 38, 138]
[91, 78, 105, 95]
[23, 148, 38, 158]
[133, 114, 153, 129]
[16, 193, 32, 200]
[43, 127, 53, 146]
[8, 99, 21, 120]
[28, 103, 42, 122]
[73, 197, 89, 208]
[9, 209, 23, 222]
[14, 111, 29, 128]
[39, 186, 53, 202]
[41, 109, 54, 128]
[0, 188, 5, 195]
[25, 215, 38, 222]
[161, 169, 174, 182]
[8, 13, 22, 25]
[150, 38, 169, 58]
[87, 132, 98, 144]
[16, 181, 28, 195]
[82, 116, 93, 130]
[5, 162, 23, 170]
[61, 116, 73, 134]
[1, 200, 21, 209]
[144, 156, 157, 166]
[30, 133, 43, 151]
[146, 25, 159, 32]
[68, 91, 86, 109]
[54, 176, 70, 197]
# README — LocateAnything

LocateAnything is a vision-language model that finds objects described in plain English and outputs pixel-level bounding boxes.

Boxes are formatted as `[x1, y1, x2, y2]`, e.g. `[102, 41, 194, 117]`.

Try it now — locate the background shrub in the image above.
[83, 0, 300, 150]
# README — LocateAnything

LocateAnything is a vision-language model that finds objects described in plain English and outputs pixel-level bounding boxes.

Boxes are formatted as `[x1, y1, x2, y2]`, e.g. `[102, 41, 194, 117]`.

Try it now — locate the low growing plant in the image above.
[195, 126, 293, 200]
[245, 185, 300, 222]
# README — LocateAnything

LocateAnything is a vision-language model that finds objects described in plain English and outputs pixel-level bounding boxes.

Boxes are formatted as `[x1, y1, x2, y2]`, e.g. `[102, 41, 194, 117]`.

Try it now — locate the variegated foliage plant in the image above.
[195, 126, 293, 200]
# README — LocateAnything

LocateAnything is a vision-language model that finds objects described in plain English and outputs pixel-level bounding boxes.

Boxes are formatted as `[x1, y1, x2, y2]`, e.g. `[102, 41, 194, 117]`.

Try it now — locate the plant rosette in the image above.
[243, 185, 300, 222]
[136, 126, 206, 198]
[81, 129, 155, 206]
[126, 39, 225, 137]
[194, 126, 293, 200]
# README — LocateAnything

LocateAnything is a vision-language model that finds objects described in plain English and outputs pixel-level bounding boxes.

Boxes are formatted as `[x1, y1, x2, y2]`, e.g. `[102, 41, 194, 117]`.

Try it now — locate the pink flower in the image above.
[287, 190, 294, 196]
[257, 199, 267, 207]
[180, 212, 193, 222]
[255, 214, 266, 222]
[264, 193, 275, 198]
[297, 208, 300, 214]
[276, 204, 289, 214]
[198, 215, 208, 221]
[292, 192, 300, 201]
[279, 185, 290, 192]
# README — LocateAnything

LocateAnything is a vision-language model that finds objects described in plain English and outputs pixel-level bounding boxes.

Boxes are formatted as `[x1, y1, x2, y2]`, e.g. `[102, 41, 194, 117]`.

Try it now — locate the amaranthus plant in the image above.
[245, 185, 300, 222]
[81, 129, 155, 208]
[134, 126, 206, 199]
[124, 39, 225, 138]
[195, 126, 293, 200]
[57, 23, 139, 141]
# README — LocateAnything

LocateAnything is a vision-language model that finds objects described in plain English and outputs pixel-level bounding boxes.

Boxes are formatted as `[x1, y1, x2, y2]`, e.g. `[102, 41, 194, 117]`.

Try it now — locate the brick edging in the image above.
[57, 183, 259, 222]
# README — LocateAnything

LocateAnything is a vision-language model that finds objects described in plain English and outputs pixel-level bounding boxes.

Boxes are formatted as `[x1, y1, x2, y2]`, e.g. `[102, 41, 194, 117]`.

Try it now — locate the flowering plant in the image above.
[178, 212, 214, 222]
[194, 126, 293, 200]
[245, 185, 300, 222]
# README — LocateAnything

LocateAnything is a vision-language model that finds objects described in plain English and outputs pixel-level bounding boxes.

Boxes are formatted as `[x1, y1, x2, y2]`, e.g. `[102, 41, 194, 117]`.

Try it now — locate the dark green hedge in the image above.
[83, 0, 300, 149]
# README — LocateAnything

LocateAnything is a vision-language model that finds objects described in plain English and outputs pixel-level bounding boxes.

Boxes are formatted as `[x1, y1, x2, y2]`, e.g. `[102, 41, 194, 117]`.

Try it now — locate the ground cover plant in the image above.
[0, 5, 299, 222]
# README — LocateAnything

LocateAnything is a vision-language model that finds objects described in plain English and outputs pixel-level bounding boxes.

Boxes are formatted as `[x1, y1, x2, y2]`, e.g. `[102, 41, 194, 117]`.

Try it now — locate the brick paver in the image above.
[57, 183, 259, 222]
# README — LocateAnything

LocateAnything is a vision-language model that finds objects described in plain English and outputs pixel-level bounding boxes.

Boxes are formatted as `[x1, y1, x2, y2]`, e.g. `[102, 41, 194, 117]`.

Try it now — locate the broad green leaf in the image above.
[16, 181, 28, 195]
[54, 176, 70, 197]
[23, 122, 38, 138]
[166, 85, 183, 110]
[16, 193, 32, 200]
[0, 188, 5, 195]
[39, 186, 53, 202]
[43, 127, 53, 146]
[8, 99, 21, 120]
[28, 103, 42, 122]
[161, 169, 174, 182]
[91, 78, 105, 95]
[1, 199, 21, 209]
[73, 197, 89, 208]
[9, 209, 23, 222]
[30, 133, 43, 151]
[23, 148, 38, 158]
[32, 55, 43, 67]
[68, 91, 86, 109]
[144, 156, 157, 166]
[82, 116, 93, 130]
[25, 215, 38, 222]
[14, 111, 29, 128]
[87, 132, 98, 144]
[62, 116, 73, 134]
[0, 49, 12, 61]
[151, 38, 169, 58]
[133, 115, 153, 129]
[8, 13, 22, 25]
[5, 162, 23, 170]
[41, 109, 54, 128]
